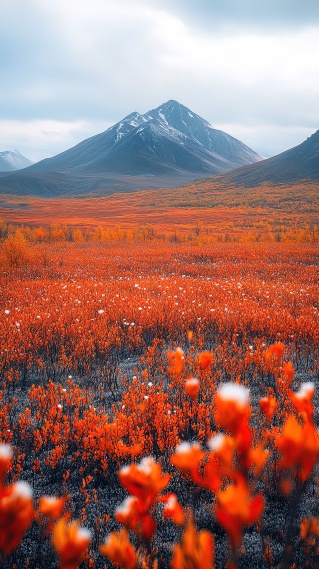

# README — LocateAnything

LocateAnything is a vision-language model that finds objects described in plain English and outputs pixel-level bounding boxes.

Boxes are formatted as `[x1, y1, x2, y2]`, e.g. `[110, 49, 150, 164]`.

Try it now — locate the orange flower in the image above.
[204, 434, 236, 490]
[185, 378, 200, 400]
[282, 361, 294, 385]
[265, 342, 284, 362]
[38, 496, 65, 521]
[116, 494, 157, 539]
[247, 443, 270, 476]
[115, 496, 142, 530]
[290, 382, 314, 420]
[118, 457, 171, 505]
[52, 517, 91, 569]
[214, 383, 250, 430]
[199, 452, 222, 492]
[259, 396, 277, 419]
[0, 481, 34, 556]
[167, 347, 184, 374]
[280, 479, 294, 496]
[300, 517, 319, 540]
[276, 415, 319, 480]
[0, 444, 12, 483]
[161, 493, 185, 525]
[215, 475, 264, 549]
[100, 529, 137, 569]
[214, 383, 252, 452]
[199, 351, 213, 370]
[208, 432, 233, 458]
[171, 520, 214, 569]
[171, 442, 205, 473]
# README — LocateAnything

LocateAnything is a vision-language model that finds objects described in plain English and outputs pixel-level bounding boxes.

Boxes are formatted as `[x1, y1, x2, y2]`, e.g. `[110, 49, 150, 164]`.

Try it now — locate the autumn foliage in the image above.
[0, 233, 319, 567]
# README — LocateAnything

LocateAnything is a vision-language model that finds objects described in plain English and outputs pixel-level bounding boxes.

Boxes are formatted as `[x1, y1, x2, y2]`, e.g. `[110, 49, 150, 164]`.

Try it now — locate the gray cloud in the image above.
[151, 0, 319, 30]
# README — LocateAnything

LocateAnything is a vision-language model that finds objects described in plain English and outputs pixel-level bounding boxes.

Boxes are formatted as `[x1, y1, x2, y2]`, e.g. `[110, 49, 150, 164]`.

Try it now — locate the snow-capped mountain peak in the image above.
[21, 100, 263, 179]
[0, 150, 33, 172]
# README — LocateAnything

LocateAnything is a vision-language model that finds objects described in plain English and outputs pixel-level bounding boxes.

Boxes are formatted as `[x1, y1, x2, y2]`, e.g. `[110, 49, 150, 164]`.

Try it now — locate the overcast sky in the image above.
[1, 0, 319, 162]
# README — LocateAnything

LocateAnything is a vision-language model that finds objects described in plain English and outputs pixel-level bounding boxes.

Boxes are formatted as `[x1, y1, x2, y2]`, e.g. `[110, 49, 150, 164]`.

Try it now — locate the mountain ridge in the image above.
[216, 129, 319, 186]
[0, 100, 263, 196]
[28, 99, 263, 175]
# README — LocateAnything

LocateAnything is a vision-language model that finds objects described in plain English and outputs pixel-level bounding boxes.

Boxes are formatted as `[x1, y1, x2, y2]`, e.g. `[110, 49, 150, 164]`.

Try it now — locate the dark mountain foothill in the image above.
[219, 129, 319, 186]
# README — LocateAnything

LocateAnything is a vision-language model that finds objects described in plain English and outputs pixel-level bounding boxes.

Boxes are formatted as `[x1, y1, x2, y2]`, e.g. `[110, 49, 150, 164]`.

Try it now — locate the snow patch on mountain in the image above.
[0, 151, 33, 172]
[25, 100, 263, 177]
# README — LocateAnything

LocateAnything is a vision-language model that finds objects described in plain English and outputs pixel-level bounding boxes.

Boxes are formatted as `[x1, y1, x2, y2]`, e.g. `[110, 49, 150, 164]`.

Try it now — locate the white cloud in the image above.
[0, 119, 106, 162]
[0, 1, 319, 159]
[213, 123, 318, 158]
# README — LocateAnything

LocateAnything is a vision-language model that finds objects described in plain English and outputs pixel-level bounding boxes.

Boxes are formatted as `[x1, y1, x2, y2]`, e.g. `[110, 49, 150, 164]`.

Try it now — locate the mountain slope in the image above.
[146, 100, 262, 167]
[28, 100, 262, 176]
[219, 129, 319, 186]
[0, 101, 264, 196]
[0, 151, 33, 172]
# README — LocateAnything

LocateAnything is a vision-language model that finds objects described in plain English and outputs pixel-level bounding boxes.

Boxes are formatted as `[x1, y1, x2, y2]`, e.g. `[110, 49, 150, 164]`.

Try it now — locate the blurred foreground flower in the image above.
[215, 475, 264, 549]
[290, 382, 315, 420]
[214, 383, 252, 453]
[161, 493, 185, 525]
[167, 347, 184, 374]
[118, 457, 171, 540]
[52, 516, 91, 569]
[171, 520, 214, 569]
[185, 377, 200, 400]
[0, 481, 34, 556]
[119, 457, 170, 505]
[38, 495, 65, 521]
[265, 342, 284, 362]
[276, 415, 319, 481]
[0, 444, 12, 483]
[100, 528, 137, 569]
[199, 351, 213, 370]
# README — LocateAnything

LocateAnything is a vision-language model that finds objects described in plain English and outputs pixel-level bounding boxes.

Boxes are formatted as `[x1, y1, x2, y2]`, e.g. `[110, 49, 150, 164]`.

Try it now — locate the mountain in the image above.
[0, 100, 263, 196]
[218, 129, 319, 186]
[28, 100, 262, 176]
[0, 151, 33, 172]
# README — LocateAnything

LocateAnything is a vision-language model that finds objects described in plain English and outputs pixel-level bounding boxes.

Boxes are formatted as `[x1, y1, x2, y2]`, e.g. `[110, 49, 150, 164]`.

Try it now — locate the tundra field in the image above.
[1, 222, 319, 568]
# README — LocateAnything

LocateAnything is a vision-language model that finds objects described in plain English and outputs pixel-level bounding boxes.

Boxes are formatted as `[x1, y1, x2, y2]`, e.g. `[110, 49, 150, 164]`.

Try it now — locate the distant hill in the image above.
[218, 129, 319, 186]
[0, 100, 263, 196]
[0, 151, 33, 172]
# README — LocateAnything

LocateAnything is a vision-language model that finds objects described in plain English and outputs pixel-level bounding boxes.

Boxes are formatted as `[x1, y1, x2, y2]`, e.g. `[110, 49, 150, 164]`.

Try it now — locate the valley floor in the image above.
[0, 233, 319, 568]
